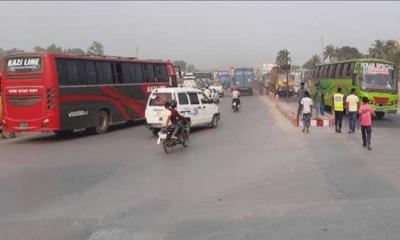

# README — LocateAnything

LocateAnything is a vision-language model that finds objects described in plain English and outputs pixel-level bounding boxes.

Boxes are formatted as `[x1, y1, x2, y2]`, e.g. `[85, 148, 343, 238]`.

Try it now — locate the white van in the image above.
[145, 87, 220, 136]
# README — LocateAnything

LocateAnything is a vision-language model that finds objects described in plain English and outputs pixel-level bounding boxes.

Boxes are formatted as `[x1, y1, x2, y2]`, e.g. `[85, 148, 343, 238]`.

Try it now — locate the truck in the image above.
[233, 68, 254, 95]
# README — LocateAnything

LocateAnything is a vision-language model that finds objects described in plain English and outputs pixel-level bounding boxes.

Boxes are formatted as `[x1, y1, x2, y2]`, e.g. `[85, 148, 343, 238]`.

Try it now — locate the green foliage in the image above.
[87, 41, 104, 55]
[275, 49, 291, 67]
[173, 60, 187, 71]
[302, 55, 321, 69]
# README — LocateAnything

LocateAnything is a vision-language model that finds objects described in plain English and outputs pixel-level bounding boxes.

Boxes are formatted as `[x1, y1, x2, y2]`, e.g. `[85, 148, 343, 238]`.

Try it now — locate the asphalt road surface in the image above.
[1, 96, 400, 240]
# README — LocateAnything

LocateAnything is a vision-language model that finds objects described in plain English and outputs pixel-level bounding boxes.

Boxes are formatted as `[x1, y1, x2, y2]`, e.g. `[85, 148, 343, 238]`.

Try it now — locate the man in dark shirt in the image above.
[297, 82, 305, 119]
[169, 100, 185, 138]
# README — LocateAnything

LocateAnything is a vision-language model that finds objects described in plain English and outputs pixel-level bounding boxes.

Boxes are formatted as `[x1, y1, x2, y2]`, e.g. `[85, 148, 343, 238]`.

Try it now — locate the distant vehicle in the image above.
[292, 71, 303, 93]
[1, 52, 177, 135]
[270, 67, 294, 97]
[145, 87, 220, 136]
[183, 79, 197, 88]
[233, 68, 254, 95]
[209, 82, 224, 97]
[309, 59, 398, 119]
[182, 72, 197, 88]
[218, 74, 231, 88]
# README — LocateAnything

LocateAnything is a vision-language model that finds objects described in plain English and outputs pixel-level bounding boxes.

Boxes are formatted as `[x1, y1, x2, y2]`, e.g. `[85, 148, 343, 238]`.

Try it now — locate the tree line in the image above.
[301, 39, 400, 69]
[0, 41, 105, 66]
[0, 41, 198, 73]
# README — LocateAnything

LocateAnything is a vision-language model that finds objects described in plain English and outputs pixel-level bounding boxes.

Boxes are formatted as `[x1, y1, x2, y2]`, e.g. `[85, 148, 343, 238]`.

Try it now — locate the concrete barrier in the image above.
[272, 97, 333, 128]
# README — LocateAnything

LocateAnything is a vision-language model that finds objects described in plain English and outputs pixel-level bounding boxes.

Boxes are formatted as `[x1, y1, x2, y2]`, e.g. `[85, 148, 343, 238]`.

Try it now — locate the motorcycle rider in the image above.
[232, 85, 240, 108]
[169, 100, 186, 139]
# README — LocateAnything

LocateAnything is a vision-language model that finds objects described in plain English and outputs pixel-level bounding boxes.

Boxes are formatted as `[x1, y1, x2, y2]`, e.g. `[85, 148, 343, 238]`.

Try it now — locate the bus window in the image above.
[121, 63, 133, 83]
[56, 59, 68, 85]
[143, 64, 156, 83]
[342, 63, 349, 77]
[85, 60, 98, 85]
[155, 64, 168, 82]
[113, 62, 124, 84]
[97, 61, 113, 84]
[330, 64, 336, 78]
[322, 66, 328, 78]
[66, 60, 79, 85]
[349, 62, 355, 76]
[335, 64, 343, 78]
[133, 63, 144, 83]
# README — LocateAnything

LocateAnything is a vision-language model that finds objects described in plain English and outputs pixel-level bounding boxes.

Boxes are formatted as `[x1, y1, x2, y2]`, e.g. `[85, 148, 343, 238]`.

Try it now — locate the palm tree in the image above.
[368, 40, 385, 58]
[302, 55, 321, 69]
[323, 44, 336, 63]
[275, 49, 291, 67]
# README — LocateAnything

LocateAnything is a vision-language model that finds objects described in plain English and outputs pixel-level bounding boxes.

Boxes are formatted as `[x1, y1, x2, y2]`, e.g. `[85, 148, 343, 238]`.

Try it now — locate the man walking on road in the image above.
[333, 87, 345, 133]
[301, 91, 313, 133]
[346, 88, 359, 134]
[297, 82, 305, 119]
[359, 96, 374, 150]
[314, 83, 324, 118]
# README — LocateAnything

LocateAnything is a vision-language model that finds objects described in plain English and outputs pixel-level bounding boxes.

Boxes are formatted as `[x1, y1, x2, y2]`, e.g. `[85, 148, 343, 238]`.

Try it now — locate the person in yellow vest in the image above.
[332, 87, 345, 133]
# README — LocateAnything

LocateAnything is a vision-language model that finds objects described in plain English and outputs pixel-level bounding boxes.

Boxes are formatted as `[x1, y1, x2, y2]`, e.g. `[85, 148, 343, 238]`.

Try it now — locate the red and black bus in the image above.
[1, 53, 177, 135]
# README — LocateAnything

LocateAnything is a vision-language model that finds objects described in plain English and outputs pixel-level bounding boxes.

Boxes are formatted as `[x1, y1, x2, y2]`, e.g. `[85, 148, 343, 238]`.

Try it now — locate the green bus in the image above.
[309, 59, 398, 119]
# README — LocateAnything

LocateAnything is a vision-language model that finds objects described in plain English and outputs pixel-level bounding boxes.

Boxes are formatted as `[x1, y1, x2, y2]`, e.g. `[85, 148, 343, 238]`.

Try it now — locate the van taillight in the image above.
[47, 88, 56, 110]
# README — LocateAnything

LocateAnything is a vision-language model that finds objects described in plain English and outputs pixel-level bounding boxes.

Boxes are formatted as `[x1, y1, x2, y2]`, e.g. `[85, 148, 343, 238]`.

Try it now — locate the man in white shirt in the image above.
[300, 90, 313, 133]
[346, 88, 360, 134]
[232, 86, 240, 108]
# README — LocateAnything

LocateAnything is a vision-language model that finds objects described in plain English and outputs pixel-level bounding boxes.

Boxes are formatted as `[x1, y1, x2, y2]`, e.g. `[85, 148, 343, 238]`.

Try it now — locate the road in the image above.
[1, 96, 400, 240]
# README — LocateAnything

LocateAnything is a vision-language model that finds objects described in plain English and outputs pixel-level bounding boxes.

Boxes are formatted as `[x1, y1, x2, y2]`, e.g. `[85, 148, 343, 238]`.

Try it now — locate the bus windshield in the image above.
[362, 67, 396, 91]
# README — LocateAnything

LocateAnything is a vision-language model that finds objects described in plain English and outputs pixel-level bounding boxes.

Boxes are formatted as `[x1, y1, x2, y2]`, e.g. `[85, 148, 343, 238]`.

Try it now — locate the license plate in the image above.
[233, 102, 236, 106]
[158, 133, 167, 139]
[19, 122, 28, 128]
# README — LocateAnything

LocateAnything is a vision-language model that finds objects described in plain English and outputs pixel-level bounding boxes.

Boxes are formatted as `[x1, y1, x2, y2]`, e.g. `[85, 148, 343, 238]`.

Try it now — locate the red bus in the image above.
[1, 53, 177, 135]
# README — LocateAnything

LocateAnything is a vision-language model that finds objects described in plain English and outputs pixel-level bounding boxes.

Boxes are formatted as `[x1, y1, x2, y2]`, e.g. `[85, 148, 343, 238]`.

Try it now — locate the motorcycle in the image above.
[232, 98, 240, 112]
[157, 119, 190, 153]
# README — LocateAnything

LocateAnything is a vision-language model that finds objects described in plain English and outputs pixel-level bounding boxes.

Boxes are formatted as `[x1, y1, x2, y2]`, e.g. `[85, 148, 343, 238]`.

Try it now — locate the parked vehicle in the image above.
[145, 87, 220, 136]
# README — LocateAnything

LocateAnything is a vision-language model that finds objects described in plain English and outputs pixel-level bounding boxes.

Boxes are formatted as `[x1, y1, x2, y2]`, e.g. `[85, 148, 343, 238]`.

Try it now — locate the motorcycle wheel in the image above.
[163, 139, 173, 153]
[182, 131, 190, 147]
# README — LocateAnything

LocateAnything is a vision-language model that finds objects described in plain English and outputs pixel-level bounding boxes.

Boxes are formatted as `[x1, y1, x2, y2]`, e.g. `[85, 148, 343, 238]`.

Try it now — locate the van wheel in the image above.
[210, 115, 218, 128]
[89, 110, 110, 134]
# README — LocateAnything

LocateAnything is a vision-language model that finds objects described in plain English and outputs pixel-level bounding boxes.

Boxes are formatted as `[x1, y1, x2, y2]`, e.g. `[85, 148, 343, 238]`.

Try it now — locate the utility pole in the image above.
[321, 36, 324, 63]
[285, 49, 290, 102]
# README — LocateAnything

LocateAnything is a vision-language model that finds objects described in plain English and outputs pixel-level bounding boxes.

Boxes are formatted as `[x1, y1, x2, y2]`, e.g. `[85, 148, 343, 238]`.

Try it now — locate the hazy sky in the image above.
[1, 1, 399, 70]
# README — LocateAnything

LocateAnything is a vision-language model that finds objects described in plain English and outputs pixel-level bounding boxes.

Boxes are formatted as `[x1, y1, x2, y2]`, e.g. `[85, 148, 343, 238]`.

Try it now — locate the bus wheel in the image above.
[90, 110, 110, 134]
[375, 112, 385, 119]
[54, 130, 73, 137]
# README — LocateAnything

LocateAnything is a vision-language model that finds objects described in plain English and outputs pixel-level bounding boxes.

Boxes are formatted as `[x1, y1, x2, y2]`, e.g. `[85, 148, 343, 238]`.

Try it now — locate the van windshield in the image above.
[149, 92, 172, 106]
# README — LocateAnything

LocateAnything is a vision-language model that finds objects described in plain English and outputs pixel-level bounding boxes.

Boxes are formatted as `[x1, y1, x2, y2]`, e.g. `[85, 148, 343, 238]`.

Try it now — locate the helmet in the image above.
[170, 100, 178, 108]
[164, 101, 171, 108]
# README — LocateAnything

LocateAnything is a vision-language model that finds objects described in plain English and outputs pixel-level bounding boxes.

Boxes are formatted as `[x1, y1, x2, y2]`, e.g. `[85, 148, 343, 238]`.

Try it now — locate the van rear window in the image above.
[6, 57, 42, 73]
[149, 93, 172, 106]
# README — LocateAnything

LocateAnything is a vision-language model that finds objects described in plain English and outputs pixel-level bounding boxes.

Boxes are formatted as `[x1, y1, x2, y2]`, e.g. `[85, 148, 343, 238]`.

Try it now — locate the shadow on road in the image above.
[7, 120, 147, 144]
